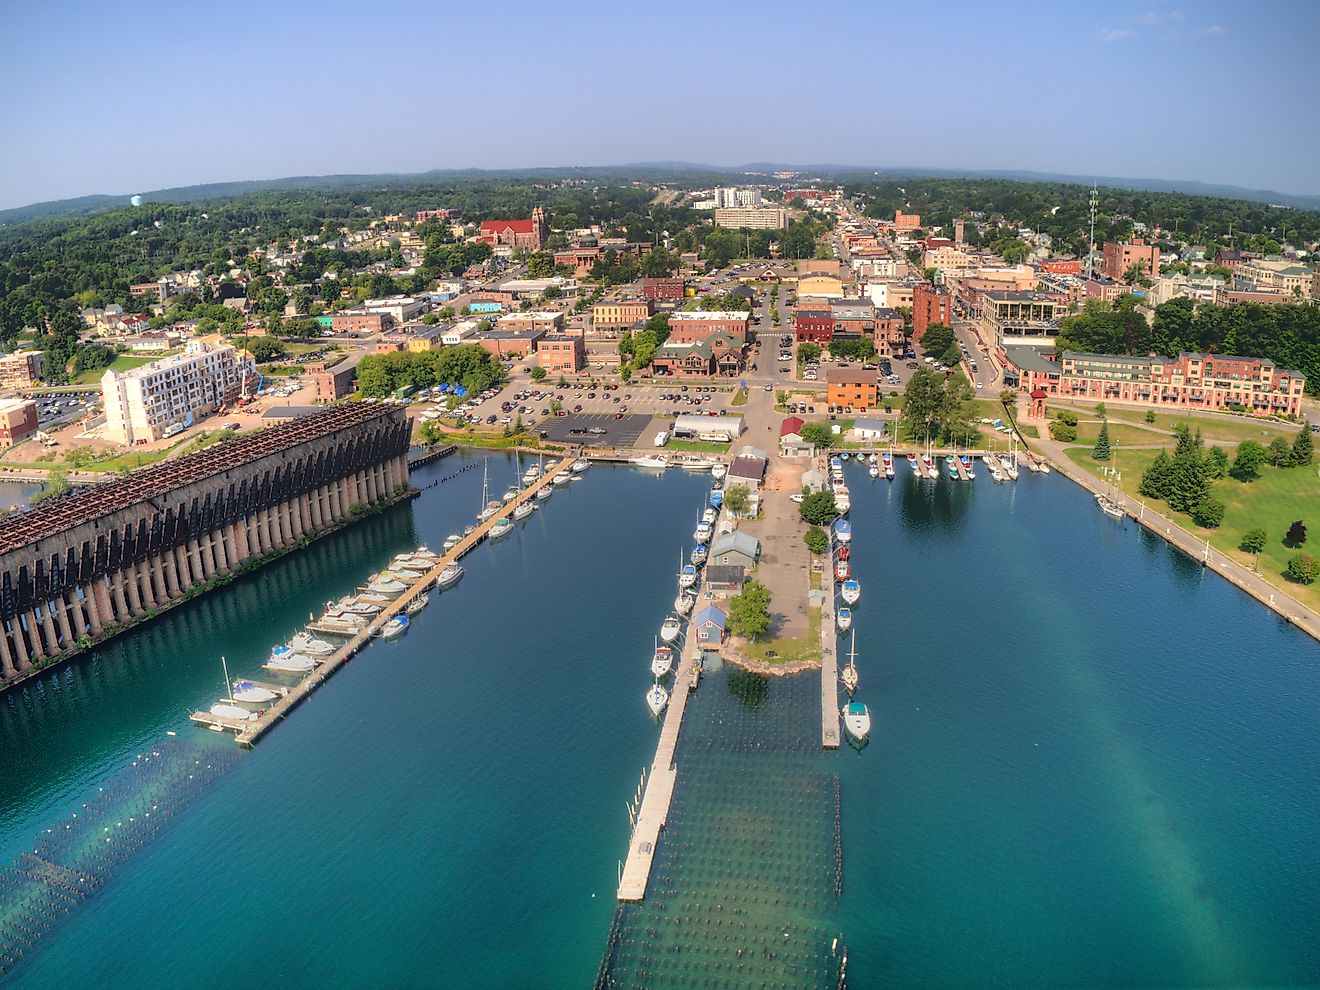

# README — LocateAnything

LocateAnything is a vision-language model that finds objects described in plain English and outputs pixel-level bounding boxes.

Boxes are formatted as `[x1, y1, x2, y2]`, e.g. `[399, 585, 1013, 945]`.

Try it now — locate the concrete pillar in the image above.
[94, 580, 114, 627]
[327, 481, 343, 523]
[257, 508, 274, 554]
[139, 563, 159, 610]
[110, 572, 130, 621]
[170, 546, 189, 591]
[214, 529, 232, 573]
[289, 498, 306, 541]
[122, 566, 143, 616]
[53, 596, 75, 646]
[11, 619, 31, 670]
[201, 533, 218, 577]
[0, 630, 16, 679]
[65, 595, 87, 640]
[161, 551, 182, 599]
[82, 585, 103, 636]
[231, 520, 250, 563]
[40, 608, 60, 655]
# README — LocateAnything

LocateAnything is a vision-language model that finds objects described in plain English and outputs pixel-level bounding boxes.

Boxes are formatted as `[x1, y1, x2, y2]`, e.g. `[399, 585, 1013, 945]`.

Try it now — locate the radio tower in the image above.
[1087, 184, 1099, 279]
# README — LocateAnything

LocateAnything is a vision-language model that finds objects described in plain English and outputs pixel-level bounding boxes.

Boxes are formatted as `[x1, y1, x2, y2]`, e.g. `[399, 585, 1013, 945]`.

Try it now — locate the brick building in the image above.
[306, 356, 360, 402]
[478, 207, 546, 251]
[641, 277, 685, 301]
[1101, 239, 1160, 282]
[912, 283, 953, 348]
[332, 311, 392, 335]
[893, 210, 922, 231]
[536, 334, 585, 374]
[553, 246, 600, 276]
[474, 328, 545, 358]
[591, 300, 652, 335]
[497, 311, 563, 333]
[874, 308, 905, 354]
[666, 311, 750, 344]
[794, 309, 834, 344]
[826, 368, 879, 411]
[0, 399, 38, 448]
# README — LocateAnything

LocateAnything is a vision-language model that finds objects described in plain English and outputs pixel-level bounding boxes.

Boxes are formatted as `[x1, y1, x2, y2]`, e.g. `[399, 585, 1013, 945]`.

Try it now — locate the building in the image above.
[0, 399, 38, 448]
[305, 355, 360, 402]
[416, 208, 461, 223]
[713, 187, 763, 209]
[101, 341, 254, 445]
[641, 277, 685, 301]
[362, 295, 427, 323]
[893, 211, 921, 232]
[726, 453, 767, 488]
[981, 290, 1068, 347]
[332, 311, 392, 335]
[499, 276, 575, 299]
[830, 299, 876, 339]
[827, 368, 879, 411]
[1101, 239, 1160, 282]
[798, 259, 842, 277]
[536, 334, 584, 374]
[851, 418, 889, 441]
[912, 283, 953, 348]
[703, 564, 746, 593]
[478, 207, 546, 251]
[693, 604, 728, 646]
[497, 311, 563, 333]
[441, 321, 480, 345]
[714, 207, 787, 230]
[779, 416, 813, 457]
[796, 273, 845, 298]
[592, 300, 652, 334]
[873, 308, 905, 354]
[553, 246, 600, 277]
[794, 309, 834, 343]
[1012, 349, 1306, 416]
[709, 531, 760, 570]
[671, 414, 742, 443]
[129, 280, 168, 301]
[652, 334, 745, 377]
[1239, 259, 1312, 300]
[0, 351, 44, 389]
[667, 311, 751, 344]
[474, 328, 545, 358]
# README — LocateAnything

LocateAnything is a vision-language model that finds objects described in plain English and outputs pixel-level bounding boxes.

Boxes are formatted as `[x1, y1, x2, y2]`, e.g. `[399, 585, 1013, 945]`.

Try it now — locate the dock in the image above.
[190, 453, 578, 746]
[820, 526, 840, 749]
[407, 444, 457, 470]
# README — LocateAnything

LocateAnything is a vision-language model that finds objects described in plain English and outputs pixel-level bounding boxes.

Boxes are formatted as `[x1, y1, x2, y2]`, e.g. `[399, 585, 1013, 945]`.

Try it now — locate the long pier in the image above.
[820, 524, 840, 750]
[190, 453, 577, 746]
[407, 444, 457, 470]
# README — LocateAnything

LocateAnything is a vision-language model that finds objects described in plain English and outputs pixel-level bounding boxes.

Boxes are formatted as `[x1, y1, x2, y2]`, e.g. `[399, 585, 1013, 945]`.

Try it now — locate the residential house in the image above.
[779, 416, 813, 457]
[851, 418, 889, 440]
[694, 605, 728, 646]
[827, 368, 878, 412]
[708, 531, 760, 570]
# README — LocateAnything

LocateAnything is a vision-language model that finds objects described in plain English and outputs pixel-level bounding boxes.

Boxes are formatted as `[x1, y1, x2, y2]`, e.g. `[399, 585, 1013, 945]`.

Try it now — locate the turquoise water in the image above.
[2, 454, 1319, 987]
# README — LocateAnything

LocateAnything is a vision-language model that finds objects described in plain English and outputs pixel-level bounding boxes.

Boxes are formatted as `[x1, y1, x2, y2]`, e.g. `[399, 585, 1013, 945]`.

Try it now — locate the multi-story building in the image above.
[912, 282, 953, 348]
[554, 246, 601, 276]
[713, 187, 763, 209]
[651, 333, 746, 378]
[536, 334, 585, 374]
[1238, 259, 1312, 300]
[667, 311, 751, 344]
[1101, 238, 1160, 282]
[473, 328, 545, 358]
[362, 295, 427, 323]
[714, 207, 787, 230]
[641, 277, 685, 301]
[0, 399, 38, 448]
[798, 259, 842, 277]
[796, 273, 844, 298]
[826, 368, 879, 411]
[0, 351, 44, 389]
[893, 211, 921, 232]
[332, 311, 392, 335]
[591, 300, 652, 335]
[874, 308, 905, 354]
[305, 355, 361, 402]
[829, 299, 876, 339]
[101, 341, 254, 445]
[497, 310, 563, 333]
[793, 309, 834, 343]
[478, 206, 546, 251]
[1012, 350, 1306, 416]
[923, 245, 977, 272]
[980, 290, 1068, 347]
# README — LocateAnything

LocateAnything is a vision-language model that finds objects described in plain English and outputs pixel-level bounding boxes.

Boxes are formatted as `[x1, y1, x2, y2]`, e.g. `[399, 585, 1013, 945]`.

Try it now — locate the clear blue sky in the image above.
[3, 0, 1318, 210]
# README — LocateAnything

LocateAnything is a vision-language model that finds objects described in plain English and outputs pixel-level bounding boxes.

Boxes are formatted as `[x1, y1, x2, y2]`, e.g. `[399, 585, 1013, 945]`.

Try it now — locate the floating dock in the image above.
[190, 454, 577, 746]
[820, 528, 840, 750]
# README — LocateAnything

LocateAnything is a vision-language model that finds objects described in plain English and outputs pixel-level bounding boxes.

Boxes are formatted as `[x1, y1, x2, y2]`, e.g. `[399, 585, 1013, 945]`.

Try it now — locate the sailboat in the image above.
[883, 449, 895, 480]
[646, 679, 670, 717]
[405, 594, 429, 615]
[535, 453, 554, 500]
[961, 452, 975, 480]
[231, 679, 277, 703]
[841, 629, 859, 694]
[210, 656, 261, 720]
[511, 452, 534, 520]
[651, 638, 673, 677]
[659, 614, 683, 644]
[868, 462, 880, 479]
[477, 461, 501, 521]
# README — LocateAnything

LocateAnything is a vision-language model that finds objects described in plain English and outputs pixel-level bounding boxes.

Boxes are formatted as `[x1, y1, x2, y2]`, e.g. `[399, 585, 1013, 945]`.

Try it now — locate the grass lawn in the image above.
[1065, 445, 1320, 613]
[1069, 419, 1186, 449]
[666, 439, 732, 453]
[1051, 400, 1297, 446]
[729, 387, 749, 407]
[742, 604, 822, 666]
[75, 352, 173, 384]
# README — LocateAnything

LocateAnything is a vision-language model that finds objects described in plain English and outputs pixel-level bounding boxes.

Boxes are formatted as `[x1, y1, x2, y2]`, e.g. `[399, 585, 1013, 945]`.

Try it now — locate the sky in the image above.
[3, 0, 1319, 210]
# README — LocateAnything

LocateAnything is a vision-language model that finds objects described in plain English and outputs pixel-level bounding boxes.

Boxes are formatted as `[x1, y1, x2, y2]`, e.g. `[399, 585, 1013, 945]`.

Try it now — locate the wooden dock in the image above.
[190, 454, 577, 746]
[407, 444, 457, 470]
[820, 528, 840, 750]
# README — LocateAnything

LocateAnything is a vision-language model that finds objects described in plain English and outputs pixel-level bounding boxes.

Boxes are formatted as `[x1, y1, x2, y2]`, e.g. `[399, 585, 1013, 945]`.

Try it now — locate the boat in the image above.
[630, 454, 669, 469]
[920, 454, 937, 479]
[659, 614, 682, 644]
[405, 594, 429, 615]
[209, 702, 258, 722]
[651, 639, 673, 677]
[711, 463, 727, 480]
[840, 452, 850, 461]
[1096, 493, 1125, 519]
[868, 453, 877, 464]
[883, 451, 895, 480]
[834, 519, 852, 544]
[841, 630, 859, 694]
[231, 680, 277, 703]
[868, 464, 880, 478]
[945, 455, 960, 480]
[998, 453, 1019, 481]
[833, 487, 851, 514]
[837, 606, 853, 632]
[489, 516, 514, 539]
[906, 452, 920, 473]
[476, 461, 498, 521]
[708, 489, 724, 508]
[379, 614, 410, 639]
[679, 563, 698, 589]
[265, 647, 315, 673]
[842, 700, 871, 741]
[553, 472, 572, 487]
[368, 577, 406, 595]
[646, 680, 669, 717]
[691, 544, 708, 566]
[513, 500, 535, 521]
[680, 457, 719, 471]
[837, 544, 850, 561]
[501, 487, 518, 504]
[830, 457, 842, 470]
[694, 521, 712, 544]
[288, 632, 334, 656]
[841, 578, 861, 605]
[835, 559, 850, 582]
[462, 522, 477, 537]
[535, 484, 553, 502]
[339, 598, 382, 617]
[441, 534, 461, 552]
[571, 458, 591, 473]
[701, 506, 717, 525]
[674, 593, 695, 616]
[523, 465, 542, 484]
[435, 563, 464, 589]
[985, 456, 1003, 482]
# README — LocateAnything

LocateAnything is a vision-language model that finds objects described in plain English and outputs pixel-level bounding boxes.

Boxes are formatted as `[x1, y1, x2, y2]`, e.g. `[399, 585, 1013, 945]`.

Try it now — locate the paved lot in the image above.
[540, 412, 654, 447]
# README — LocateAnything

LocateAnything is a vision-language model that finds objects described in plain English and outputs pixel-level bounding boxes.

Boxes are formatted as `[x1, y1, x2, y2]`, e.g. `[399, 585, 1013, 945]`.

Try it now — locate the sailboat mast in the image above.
[221, 655, 233, 702]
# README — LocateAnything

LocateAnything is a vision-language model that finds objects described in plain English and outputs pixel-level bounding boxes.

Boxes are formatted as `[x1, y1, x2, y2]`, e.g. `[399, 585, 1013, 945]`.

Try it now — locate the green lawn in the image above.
[729, 387, 749, 406]
[741, 604, 822, 666]
[665, 439, 732, 453]
[1050, 400, 1297, 446]
[1065, 446, 1320, 613]
[1069, 419, 1185, 449]
[75, 352, 175, 384]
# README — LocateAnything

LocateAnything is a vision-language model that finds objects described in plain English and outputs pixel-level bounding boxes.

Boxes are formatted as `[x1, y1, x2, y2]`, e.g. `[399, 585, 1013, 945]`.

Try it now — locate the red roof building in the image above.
[478, 206, 545, 250]
[780, 416, 805, 438]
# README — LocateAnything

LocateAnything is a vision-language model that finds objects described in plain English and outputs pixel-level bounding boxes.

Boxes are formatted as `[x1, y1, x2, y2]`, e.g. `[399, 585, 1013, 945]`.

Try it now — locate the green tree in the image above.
[530, 366, 547, 381]
[1192, 496, 1225, 528]
[1205, 446, 1228, 479]
[1138, 450, 1175, 500]
[1285, 520, 1307, 547]
[797, 342, 822, 365]
[524, 252, 554, 278]
[723, 484, 751, 518]
[1290, 427, 1313, 466]
[1240, 528, 1267, 554]
[803, 526, 828, 555]
[1267, 435, 1293, 467]
[800, 422, 835, 449]
[245, 337, 286, 363]
[1092, 419, 1112, 460]
[919, 322, 954, 357]
[727, 579, 772, 640]
[902, 367, 947, 442]
[1048, 422, 1078, 442]
[1094, 402, 1107, 417]
[1145, 409, 1157, 424]
[798, 491, 837, 525]
[1166, 439, 1208, 514]
[1286, 553, 1320, 584]
[1231, 440, 1267, 481]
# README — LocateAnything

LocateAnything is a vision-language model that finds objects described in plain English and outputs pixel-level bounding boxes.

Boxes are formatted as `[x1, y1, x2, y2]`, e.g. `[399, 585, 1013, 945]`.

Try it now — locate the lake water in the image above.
[2, 453, 1318, 987]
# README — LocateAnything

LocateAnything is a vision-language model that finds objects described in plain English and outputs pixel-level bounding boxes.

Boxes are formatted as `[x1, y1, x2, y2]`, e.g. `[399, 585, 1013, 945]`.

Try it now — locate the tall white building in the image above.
[713, 186, 763, 209]
[714, 207, 787, 230]
[101, 340, 254, 445]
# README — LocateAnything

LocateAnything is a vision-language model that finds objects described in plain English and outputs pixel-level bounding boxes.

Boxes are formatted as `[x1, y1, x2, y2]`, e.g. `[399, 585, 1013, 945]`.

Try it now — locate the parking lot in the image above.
[541, 413, 654, 447]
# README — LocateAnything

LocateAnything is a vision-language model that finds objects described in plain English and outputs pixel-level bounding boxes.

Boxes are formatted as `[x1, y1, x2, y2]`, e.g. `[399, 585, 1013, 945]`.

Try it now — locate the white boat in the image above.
[513, 500, 535, 521]
[646, 681, 670, 717]
[834, 487, 851, 514]
[659, 615, 682, 644]
[435, 563, 464, 589]
[840, 579, 861, 605]
[379, 614, 410, 639]
[288, 632, 334, 656]
[868, 453, 878, 464]
[679, 563, 698, 589]
[405, 594, 429, 615]
[691, 544, 708, 566]
[711, 463, 727, 480]
[368, 578, 407, 595]
[523, 466, 542, 484]
[209, 703, 258, 722]
[868, 464, 880, 478]
[553, 472, 572, 487]
[841, 628, 859, 694]
[701, 507, 717, 525]
[630, 455, 668, 469]
[837, 607, 853, 632]
[489, 516, 514, 539]
[339, 598, 382, 617]
[842, 700, 871, 741]
[835, 519, 852, 544]
[840, 452, 851, 461]
[1097, 493, 1125, 519]
[535, 484, 553, 501]
[694, 521, 712, 544]
[835, 559, 851, 582]
[680, 457, 718, 471]
[998, 453, 1019, 481]
[571, 458, 590, 473]
[651, 640, 673, 678]
[502, 488, 518, 504]
[265, 647, 316, 673]
[231, 680, 277, 703]
[674, 593, 695, 616]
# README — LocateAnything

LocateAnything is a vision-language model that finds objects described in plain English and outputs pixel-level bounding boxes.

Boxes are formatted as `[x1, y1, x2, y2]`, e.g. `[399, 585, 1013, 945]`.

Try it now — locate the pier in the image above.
[190, 453, 577, 746]
[407, 444, 456, 470]
[820, 525, 840, 749]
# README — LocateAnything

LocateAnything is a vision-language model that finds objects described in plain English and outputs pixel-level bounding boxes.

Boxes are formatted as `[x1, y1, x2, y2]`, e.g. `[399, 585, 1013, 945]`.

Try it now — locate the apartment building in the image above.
[826, 368, 879, 411]
[0, 399, 38, 448]
[667, 311, 751, 344]
[536, 334, 585, 374]
[912, 282, 953, 348]
[497, 311, 564, 333]
[1101, 239, 1160, 282]
[0, 351, 44, 389]
[591, 299, 652, 335]
[101, 340, 254, 445]
[332, 311, 393, 334]
[892, 211, 921, 231]
[714, 207, 787, 229]
[713, 187, 763, 209]
[641, 277, 686, 301]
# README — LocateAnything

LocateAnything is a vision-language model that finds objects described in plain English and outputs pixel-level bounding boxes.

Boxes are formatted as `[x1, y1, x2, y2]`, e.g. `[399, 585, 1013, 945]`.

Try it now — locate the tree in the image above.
[1138, 450, 1174, 499]
[1166, 436, 1208, 514]
[800, 422, 835, 449]
[1092, 419, 1111, 460]
[1290, 427, 1313, 466]
[902, 367, 946, 441]
[803, 526, 828, 555]
[1267, 435, 1293, 467]
[1192, 496, 1225, 528]
[1240, 528, 1267, 555]
[530, 366, 547, 381]
[798, 491, 837, 525]
[1286, 553, 1320, 584]
[727, 579, 772, 640]
[1094, 402, 1107, 417]
[723, 484, 751, 518]
[1049, 422, 1078, 442]
[1285, 520, 1308, 548]
[1231, 440, 1267, 481]
[797, 342, 822, 365]
[245, 337, 286, 363]
[1205, 446, 1228, 479]
[524, 252, 554, 278]
[919, 322, 954, 357]
[1145, 409, 1157, 424]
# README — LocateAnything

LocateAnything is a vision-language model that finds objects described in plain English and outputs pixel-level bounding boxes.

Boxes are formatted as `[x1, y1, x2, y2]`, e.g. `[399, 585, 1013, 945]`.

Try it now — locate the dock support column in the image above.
[214, 529, 233, 573]
[230, 520, 250, 564]
[82, 586, 102, 636]
[53, 596, 76, 645]
[161, 551, 182, 599]
[200, 533, 218, 578]
[138, 562, 159, 610]
[328, 479, 345, 522]
[0, 631, 17, 680]
[308, 488, 325, 532]
[121, 566, 143, 616]
[109, 572, 130, 621]
[10, 620, 31, 670]
[40, 608, 61, 655]
[65, 595, 87, 640]
[94, 580, 115, 627]
[289, 498, 306, 541]
[257, 507, 274, 555]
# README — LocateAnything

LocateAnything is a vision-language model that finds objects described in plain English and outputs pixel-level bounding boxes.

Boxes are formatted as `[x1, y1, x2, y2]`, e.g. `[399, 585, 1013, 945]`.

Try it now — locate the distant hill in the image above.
[3, 162, 1317, 225]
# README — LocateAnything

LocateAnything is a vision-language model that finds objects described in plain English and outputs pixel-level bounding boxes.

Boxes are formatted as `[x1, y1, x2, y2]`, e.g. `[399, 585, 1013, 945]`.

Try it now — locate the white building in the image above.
[713, 187, 763, 209]
[362, 295, 427, 323]
[101, 340, 254, 446]
[441, 321, 480, 345]
[714, 207, 787, 230]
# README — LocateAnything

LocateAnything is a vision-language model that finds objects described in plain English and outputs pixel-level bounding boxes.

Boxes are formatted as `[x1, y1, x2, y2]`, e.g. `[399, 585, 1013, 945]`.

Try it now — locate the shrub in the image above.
[1057, 410, 1079, 427]
[1240, 528, 1267, 554]
[1285, 553, 1319, 584]
[1191, 496, 1225, 528]
[1048, 421, 1077, 442]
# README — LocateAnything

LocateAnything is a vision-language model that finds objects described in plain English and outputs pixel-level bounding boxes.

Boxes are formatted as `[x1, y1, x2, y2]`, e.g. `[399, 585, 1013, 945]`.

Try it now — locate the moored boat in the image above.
[265, 647, 315, 673]
[405, 594, 429, 615]
[835, 559, 850, 582]
[489, 516, 514, 539]
[842, 700, 871, 740]
[869, 464, 880, 478]
[210, 702, 258, 722]
[572, 458, 591, 473]
[694, 521, 712, 544]
[711, 463, 727, 480]
[630, 454, 669, 469]
[659, 615, 682, 644]
[231, 680, 277, 703]
[513, 500, 535, 521]
[1097, 493, 1125, 518]
[837, 606, 852, 632]
[646, 681, 669, 717]
[691, 544, 708, 566]
[679, 563, 698, 589]
[674, 593, 695, 616]
[435, 563, 464, 590]
[834, 519, 852, 544]
[840, 578, 861, 605]
[553, 472, 572, 486]
[288, 632, 334, 656]
[535, 484, 553, 501]
[651, 641, 674, 678]
[379, 614, 410, 639]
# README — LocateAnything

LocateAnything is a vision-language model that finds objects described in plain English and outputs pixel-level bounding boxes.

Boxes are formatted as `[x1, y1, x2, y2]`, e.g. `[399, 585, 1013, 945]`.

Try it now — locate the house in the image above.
[709, 531, 760, 570]
[694, 605, 728, 646]
[779, 416, 813, 457]
[827, 368, 878, 411]
[726, 454, 767, 488]
[704, 564, 746, 593]
[851, 418, 889, 440]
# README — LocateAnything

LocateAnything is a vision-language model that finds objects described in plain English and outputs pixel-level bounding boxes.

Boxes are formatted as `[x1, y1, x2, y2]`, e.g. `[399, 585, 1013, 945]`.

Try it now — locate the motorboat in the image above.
[680, 457, 719, 471]
[868, 453, 878, 464]
[840, 452, 851, 461]
[679, 563, 698, 589]
[210, 703, 258, 722]
[835, 559, 851, 582]
[646, 681, 670, 717]
[868, 464, 880, 478]
[834, 519, 852, 544]
[833, 487, 851, 514]
[435, 563, 464, 590]
[502, 487, 519, 504]
[513, 500, 535, 521]
[405, 594, 429, 615]
[840, 579, 861, 605]
[368, 578, 407, 595]
[553, 472, 572, 487]
[490, 516, 514, 539]
[691, 544, 708, 566]
[630, 454, 669, 469]
[480, 499, 504, 520]
[701, 506, 717, 525]
[842, 700, 871, 741]
[652, 641, 674, 678]
[708, 489, 724, 508]
[231, 680, 277, 704]
[339, 598, 382, 617]
[288, 632, 334, 656]
[837, 607, 853, 632]
[945, 455, 960, 480]
[523, 465, 542, 484]
[265, 647, 315, 673]
[660, 615, 683, 644]
[535, 484, 553, 501]
[693, 521, 712, 544]
[674, 593, 695, 616]
[837, 544, 850, 561]
[711, 463, 727, 480]
[379, 614, 410, 639]
[572, 458, 590, 473]
[961, 454, 976, 480]
[462, 522, 477, 536]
